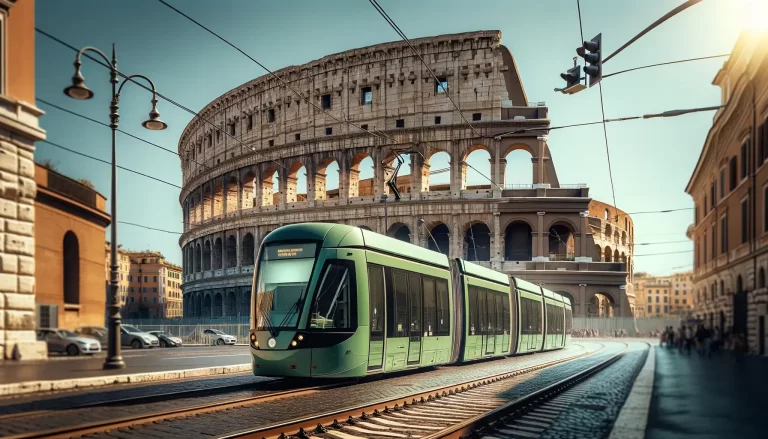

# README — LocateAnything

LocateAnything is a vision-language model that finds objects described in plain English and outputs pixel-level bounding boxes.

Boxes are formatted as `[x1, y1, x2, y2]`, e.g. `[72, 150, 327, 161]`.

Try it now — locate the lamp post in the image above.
[64, 44, 168, 370]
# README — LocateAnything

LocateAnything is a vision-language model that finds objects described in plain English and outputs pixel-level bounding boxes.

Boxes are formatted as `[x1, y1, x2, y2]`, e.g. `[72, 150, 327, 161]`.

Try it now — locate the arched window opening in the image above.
[213, 293, 223, 317]
[203, 241, 212, 271]
[588, 293, 614, 317]
[428, 223, 450, 257]
[261, 168, 279, 207]
[594, 244, 602, 261]
[226, 235, 237, 268]
[503, 148, 534, 187]
[505, 221, 533, 261]
[720, 280, 725, 296]
[241, 172, 255, 210]
[202, 294, 212, 317]
[605, 223, 612, 240]
[213, 238, 223, 270]
[349, 154, 374, 198]
[464, 222, 491, 261]
[388, 222, 411, 243]
[613, 249, 620, 262]
[604, 209, 610, 220]
[463, 148, 491, 190]
[604, 246, 613, 263]
[194, 243, 202, 273]
[383, 152, 412, 196]
[242, 233, 255, 266]
[287, 162, 307, 203]
[213, 179, 224, 217]
[737, 275, 743, 293]
[63, 231, 80, 304]
[225, 291, 237, 316]
[202, 184, 212, 221]
[426, 151, 451, 192]
[549, 224, 575, 260]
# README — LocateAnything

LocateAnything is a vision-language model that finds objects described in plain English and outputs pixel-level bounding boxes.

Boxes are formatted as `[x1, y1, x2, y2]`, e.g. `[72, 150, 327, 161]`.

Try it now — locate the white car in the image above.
[203, 329, 237, 345]
[37, 328, 102, 356]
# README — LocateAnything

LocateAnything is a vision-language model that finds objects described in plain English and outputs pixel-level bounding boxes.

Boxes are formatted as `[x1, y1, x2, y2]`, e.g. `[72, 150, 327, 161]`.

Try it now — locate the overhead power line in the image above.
[635, 240, 691, 246]
[625, 207, 692, 215]
[603, 54, 730, 79]
[633, 250, 693, 257]
[119, 221, 182, 235]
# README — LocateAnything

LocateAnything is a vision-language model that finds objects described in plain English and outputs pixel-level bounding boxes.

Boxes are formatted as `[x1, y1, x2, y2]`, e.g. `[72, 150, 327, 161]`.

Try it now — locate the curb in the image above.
[0, 363, 252, 397]
[608, 344, 656, 439]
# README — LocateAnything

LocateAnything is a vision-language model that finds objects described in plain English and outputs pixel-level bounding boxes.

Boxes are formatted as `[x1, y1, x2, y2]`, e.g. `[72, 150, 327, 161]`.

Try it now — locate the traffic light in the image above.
[558, 65, 584, 94]
[578, 33, 602, 87]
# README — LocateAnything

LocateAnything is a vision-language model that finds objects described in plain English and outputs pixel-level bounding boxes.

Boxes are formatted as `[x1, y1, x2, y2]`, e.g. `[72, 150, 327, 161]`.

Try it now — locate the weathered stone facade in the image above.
[178, 31, 635, 320]
[687, 31, 768, 355]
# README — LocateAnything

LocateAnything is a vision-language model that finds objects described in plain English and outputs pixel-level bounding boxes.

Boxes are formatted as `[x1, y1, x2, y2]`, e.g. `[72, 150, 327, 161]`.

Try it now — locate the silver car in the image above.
[37, 328, 102, 356]
[203, 329, 237, 345]
[148, 331, 183, 348]
[75, 326, 108, 348]
[120, 325, 160, 349]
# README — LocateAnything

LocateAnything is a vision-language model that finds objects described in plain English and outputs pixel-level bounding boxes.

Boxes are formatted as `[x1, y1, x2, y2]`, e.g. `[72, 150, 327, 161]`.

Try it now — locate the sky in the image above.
[33, 0, 759, 275]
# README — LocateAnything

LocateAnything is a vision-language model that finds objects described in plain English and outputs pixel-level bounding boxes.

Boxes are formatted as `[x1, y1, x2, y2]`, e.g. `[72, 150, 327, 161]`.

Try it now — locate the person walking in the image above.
[695, 324, 706, 356]
[684, 324, 693, 356]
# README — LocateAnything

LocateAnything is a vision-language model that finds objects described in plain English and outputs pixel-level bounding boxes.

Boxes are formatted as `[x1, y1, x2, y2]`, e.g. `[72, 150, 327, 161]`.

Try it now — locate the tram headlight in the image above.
[297, 334, 304, 341]
[291, 340, 298, 347]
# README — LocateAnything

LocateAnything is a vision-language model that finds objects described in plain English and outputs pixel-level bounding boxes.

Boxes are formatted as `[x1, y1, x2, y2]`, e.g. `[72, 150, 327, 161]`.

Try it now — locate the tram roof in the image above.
[456, 259, 510, 286]
[511, 277, 542, 296]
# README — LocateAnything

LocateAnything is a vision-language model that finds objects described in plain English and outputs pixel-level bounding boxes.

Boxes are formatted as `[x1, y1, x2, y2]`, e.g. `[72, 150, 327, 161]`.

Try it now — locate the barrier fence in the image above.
[572, 317, 680, 337]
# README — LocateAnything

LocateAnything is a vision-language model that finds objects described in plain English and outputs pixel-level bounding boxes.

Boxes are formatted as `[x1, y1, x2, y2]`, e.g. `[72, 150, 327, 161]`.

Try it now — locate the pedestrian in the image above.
[712, 326, 721, 353]
[667, 326, 675, 348]
[678, 325, 685, 353]
[684, 324, 693, 356]
[695, 324, 706, 356]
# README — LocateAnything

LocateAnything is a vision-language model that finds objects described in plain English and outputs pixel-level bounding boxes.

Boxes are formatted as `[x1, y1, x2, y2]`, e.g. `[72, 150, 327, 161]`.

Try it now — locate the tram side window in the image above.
[478, 289, 487, 335]
[485, 290, 495, 335]
[495, 293, 504, 335]
[520, 297, 529, 335]
[408, 274, 423, 337]
[436, 279, 450, 336]
[423, 278, 436, 336]
[390, 270, 409, 338]
[310, 260, 355, 330]
[367, 265, 385, 335]
[468, 286, 478, 335]
[502, 294, 510, 334]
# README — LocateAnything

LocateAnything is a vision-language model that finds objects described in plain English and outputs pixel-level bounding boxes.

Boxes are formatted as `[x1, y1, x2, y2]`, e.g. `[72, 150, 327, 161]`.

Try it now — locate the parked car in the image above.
[203, 329, 237, 345]
[148, 331, 183, 347]
[75, 326, 108, 348]
[120, 325, 160, 349]
[37, 328, 101, 356]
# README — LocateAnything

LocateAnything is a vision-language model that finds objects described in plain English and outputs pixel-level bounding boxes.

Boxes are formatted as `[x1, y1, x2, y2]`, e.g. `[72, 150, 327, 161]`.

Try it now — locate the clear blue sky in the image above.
[34, 0, 751, 275]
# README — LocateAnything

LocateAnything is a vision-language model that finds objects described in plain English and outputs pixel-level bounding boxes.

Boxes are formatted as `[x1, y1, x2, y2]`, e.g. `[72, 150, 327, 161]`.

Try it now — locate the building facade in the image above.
[35, 164, 111, 331]
[178, 31, 636, 320]
[0, 0, 48, 360]
[687, 31, 768, 355]
[123, 251, 183, 319]
[634, 271, 694, 318]
[104, 243, 131, 309]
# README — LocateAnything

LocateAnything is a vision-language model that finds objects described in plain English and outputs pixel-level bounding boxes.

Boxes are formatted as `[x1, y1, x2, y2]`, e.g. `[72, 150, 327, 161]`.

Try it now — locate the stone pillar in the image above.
[534, 212, 546, 259]
[580, 211, 589, 260]
[236, 229, 242, 268]
[221, 177, 228, 217]
[578, 284, 587, 317]
[285, 176, 297, 204]
[314, 172, 327, 201]
[450, 216, 460, 259]
[411, 153, 426, 200]
[338, 156, 349, 204]
[492, 212, 501, 270]
[374, 153, 385, 198]
[236, 176, 243, 216]
[209, 183, 215, 220]
[536, 136, 547, 185]
[496, 158, 507, 195]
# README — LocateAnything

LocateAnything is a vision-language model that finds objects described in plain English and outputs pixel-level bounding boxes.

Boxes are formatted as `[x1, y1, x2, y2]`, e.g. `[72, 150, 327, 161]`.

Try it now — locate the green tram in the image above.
[249, 223, 572, 378]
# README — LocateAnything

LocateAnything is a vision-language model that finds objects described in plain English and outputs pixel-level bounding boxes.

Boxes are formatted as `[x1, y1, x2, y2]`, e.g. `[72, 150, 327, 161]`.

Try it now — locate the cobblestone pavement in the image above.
[646, 345, 768, 439]
[0, 342, 603, 438]
[537, 342, 649, 439]
[79, 342, 611, 439]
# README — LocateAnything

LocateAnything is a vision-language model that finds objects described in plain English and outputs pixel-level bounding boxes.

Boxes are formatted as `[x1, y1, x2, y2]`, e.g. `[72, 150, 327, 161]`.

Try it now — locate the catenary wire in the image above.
[633, 250, 693, 257]
[598, 82, 619, 221]
[602, 54, 729, 79]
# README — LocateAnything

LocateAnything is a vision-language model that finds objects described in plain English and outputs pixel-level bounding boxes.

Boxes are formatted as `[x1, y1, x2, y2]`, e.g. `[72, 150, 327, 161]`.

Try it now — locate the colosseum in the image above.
[177, 30, 636, 320]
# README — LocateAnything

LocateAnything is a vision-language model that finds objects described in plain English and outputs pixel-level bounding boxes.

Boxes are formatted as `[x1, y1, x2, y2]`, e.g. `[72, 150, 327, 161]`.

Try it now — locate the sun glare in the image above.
[735, 0, 768, 31]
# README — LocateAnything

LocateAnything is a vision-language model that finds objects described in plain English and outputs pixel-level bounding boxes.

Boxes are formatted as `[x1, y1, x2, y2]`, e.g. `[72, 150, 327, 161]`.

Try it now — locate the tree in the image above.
[36, 159, 58, 171]
[77, 179, 95, 189]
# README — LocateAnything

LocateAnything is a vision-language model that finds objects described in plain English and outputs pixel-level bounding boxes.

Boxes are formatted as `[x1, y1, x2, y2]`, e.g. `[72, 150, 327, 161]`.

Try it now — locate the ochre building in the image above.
[633, 271, 694, 319]
[35, 164, 111, 331]
[0, 0, 47, 360]
[104, 243, 131, 309]
[121, 251, 183, 319]
[687, 31, 768, 355]
[178, 31, 636, 319]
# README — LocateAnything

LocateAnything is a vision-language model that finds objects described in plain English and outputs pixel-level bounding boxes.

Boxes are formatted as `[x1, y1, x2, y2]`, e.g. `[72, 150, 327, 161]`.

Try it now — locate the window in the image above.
[675, 290, 679, 295]
[647, 305, 652, 313]
[143, 287, 147, 293]
[63, 232, 80, 305]
[695, 205, 699, 225]
[656, 306, 660, 314]
[131, 297, 135, 303]
[130, 287, 134, 293]
[228, 123, 235, 136]
[721, 215, 728, 254]
[664, 306, 669, 313]
[741, 197, 749, 244]
[468, 286, 478, 335]
[675, 299, 680, 304]
[720, 169, 725, 198]
[741, 140, 749, 180]
[435, 77, 448, 94]
[217, 130, 221, 141]
[683, 299, 687, 304]
[153, 276, 157, 282]
[396, 119, 404, 128]
[268, 139, 274, 147]
[703, 234, 707, 264]
[729, 157, 737, 191]
[247, 114, 253, 130]
[390, 269, 408, 337]
[435, 279, 449, 336]
[764, 186, 768, 233]
[408, 274, 422, 337]
[153, 288, 157, 293]
[664, 296, 668, 303]
[268, 109, 275, 123]
[321, 94, 331, 109]
[144, 276, 148, 282]
[710, 182, 715, 208]
[325, 127, 332, 136]
[712, 222, 716, 259]
[423, 277, 436, 336]
[361, 124, 368, 130]
[310, 260, 355, 330]
[434, 116, 441, 125]
[361, 87, 372, 105]
[656, 296, 659, 303]
[153, 297, 157, 303]
[647, 297, 652, 303]
[472, 113, 481, 121]
[295, 133, 301, 141]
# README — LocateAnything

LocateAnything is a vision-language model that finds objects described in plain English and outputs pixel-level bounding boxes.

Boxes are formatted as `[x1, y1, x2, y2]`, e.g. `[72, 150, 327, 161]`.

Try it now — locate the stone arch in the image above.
[349, 153, 373, 198]
[604, 246, 613, 263]
[194, 242, 202, 272]
[425, 149, 451, 191]
[613, 249, 619, 262]
[388, 222, 411, 243]
[548, 220, 575, 260]
[242, 233, 255, 266]
[202, 293, 212, 317]
[462, 147, 492, 190]
[503, 144, 535, 187]
[225, 175, 238, 214]
[262, 166, 279, 207]
[286, 161, 307, 203]
[213, 237, 223, 270]
[621, 231, 627, 246]
[203, 240, 212, 271]
[594, 244, 602, 262]
[213, 292, 223, 317]
[241, 170, 256, 209]
[226, 234, 237, 268]
[463, 221, 491, 261]
[556, 290, 576, 307]
[225, 290, 237, 316]
[382, 150, 412, 196]
[605, 223, 612, 239]
[620, 251, 626, 263]
[316, 157, 340, 200]
[428, 222, 450, 256]
[504, 220, 533, 261]
[588, 292, 616, 317]
[63, 231, 80, 305]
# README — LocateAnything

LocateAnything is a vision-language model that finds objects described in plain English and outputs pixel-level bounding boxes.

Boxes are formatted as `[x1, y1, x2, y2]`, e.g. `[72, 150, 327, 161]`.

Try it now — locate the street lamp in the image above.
[64, 44, 167, 370]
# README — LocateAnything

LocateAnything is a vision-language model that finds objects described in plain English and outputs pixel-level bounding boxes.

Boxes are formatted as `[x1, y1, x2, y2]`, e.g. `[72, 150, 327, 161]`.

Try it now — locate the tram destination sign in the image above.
[265, 243, 317, 260]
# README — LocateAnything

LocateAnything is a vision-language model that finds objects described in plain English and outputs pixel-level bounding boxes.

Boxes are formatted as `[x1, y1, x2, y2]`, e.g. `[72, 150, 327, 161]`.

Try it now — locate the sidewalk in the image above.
[646, 345, 767, 439]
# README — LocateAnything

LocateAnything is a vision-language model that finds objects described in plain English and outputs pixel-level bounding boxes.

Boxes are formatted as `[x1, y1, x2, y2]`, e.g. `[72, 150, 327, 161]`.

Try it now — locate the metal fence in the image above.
[125, 322, 251, 345]
[573, 317, 680, 337]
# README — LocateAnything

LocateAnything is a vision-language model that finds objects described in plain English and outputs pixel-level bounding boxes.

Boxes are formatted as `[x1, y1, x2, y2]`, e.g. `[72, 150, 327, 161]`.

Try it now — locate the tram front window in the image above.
[255, 243, 317, 331]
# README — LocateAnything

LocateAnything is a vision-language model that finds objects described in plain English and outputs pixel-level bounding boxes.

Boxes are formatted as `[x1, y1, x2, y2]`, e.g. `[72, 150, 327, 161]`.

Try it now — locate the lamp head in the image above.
[142, 99, 167, 131]
[64, 64, 94, 100]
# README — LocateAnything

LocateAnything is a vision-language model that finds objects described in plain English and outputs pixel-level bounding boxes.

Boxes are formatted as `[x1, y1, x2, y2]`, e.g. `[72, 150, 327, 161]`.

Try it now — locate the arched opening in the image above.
[262, 168, 279, 207]
[549, 223, 575, 260]
[225, 290, 237, 316]
[213, 179, 224, 217]
[426, 151, 451, 191]
[759, 268, 766, 289]
[194, 294, 202, 317]
[63, 231, 80, 304]
[621, 231, 627, 246]
[383, 152, 412, 195]
[226, 235, 237, 268]
[202, 183, 212, 221]
[203, 240, 212, 271]
[240, 290, 251, 318]
[349, 154, 374, 198]
[737, 275, 743, 293]
[605, 223, 612, 240]
[242, 233, 255, 266]
[428, 223, 450, 257]
[225, 176, 238, 214]
[463, 148, 492, 190]
[604, 246, 613, 263]
[604, 209, 610, 220]
[213, 292, 223, 317]
[613, 249, 620, 262]
[503, 147, 534, 187]
[464, 222, 491, 261]
[194, 243, 202, 273]
[594, 244, 602, 261]
[557, 291, 576, 308]
[505, 221, 532, 261]
[241, 171, 255, 210]
[202, 294, 212, 317]
[620, 252, 627, 263]
[388, 222, 411, 243]
[213, 238, 223, 270]
[287, 162, 307, 203]
[711, 283, 716, 301]
[588, 293, 615, 317]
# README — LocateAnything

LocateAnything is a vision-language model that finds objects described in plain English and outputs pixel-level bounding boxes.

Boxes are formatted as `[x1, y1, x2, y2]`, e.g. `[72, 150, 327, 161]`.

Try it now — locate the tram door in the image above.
[407, 273, 422, 365]
[367, 266, 385, 371]
[484, 291, 496, 355]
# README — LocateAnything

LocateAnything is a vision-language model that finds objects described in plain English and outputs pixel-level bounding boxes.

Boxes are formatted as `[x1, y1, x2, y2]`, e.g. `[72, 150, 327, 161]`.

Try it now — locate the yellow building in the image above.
[122, 251, 183, 319]
[639, 271, 694, 318]
[105, 243, 131, 308]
